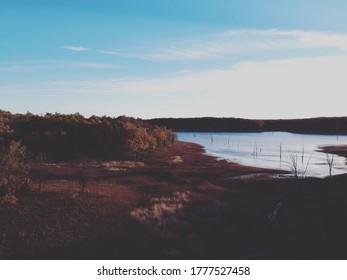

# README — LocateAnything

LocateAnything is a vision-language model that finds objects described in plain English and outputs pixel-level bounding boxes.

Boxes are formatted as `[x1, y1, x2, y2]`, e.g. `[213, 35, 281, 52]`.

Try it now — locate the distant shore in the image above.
[148, 116, 347, 135]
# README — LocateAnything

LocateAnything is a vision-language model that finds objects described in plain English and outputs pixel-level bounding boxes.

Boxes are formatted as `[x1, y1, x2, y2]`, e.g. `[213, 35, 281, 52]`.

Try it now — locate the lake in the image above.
[177, 132, 347, 178]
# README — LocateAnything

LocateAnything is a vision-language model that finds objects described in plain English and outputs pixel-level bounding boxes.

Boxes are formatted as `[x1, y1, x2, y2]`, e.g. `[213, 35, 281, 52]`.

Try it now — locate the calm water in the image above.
[177, 132, 347, 178]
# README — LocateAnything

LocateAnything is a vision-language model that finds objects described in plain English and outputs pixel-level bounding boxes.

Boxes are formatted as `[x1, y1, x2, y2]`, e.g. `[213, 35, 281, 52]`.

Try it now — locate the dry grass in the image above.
[130, 191, 190, 239]
[100, 160, 144, 171]
[2, 141, 346, 259]
[170, 156, 183, 165]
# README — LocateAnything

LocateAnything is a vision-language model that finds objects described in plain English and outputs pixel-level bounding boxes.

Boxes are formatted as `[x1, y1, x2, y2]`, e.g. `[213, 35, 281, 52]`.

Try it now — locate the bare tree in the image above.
[287, 151, 299, 179]
[326, 154, 334, 178]
[286, 150, 312, 179]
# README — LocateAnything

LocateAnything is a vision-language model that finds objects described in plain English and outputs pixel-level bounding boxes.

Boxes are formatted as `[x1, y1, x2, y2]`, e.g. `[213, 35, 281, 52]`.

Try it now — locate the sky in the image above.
[1, 0, 347, 119]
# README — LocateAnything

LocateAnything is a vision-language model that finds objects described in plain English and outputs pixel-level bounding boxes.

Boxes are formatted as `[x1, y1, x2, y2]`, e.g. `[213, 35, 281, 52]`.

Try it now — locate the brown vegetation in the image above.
[0, 110, 175, 160]
[1, 109, 347, 259]
[0, 138, 346, 259]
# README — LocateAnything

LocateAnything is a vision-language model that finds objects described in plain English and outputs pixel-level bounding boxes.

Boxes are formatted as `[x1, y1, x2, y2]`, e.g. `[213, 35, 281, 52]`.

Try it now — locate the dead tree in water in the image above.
[287, 150, 312, 179]
[326, 154, 334, 178]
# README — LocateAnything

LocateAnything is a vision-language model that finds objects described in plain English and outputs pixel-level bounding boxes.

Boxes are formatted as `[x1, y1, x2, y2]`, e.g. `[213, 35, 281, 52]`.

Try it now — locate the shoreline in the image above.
[1, 141, 347, 259]
[319, 145, 347, 158]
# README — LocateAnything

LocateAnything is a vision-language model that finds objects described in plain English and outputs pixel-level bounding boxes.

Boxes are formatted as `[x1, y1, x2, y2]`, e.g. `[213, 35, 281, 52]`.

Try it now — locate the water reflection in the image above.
[177, 132, 347, 178]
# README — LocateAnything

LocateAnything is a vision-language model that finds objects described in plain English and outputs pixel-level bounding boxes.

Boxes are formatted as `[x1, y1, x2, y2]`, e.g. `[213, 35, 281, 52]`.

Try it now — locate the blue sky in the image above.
[1, 0, 347, 118]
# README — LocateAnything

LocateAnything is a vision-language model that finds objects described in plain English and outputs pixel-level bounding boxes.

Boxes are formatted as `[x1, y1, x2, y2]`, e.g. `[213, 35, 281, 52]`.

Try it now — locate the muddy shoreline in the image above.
[1, 141, 347, 259]
[319, 145, 347, 158]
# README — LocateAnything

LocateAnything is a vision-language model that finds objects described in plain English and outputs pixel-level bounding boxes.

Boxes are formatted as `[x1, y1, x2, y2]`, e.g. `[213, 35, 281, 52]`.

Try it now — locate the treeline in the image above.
[0, 110, 176, 160]
[148, 117, 347, 135]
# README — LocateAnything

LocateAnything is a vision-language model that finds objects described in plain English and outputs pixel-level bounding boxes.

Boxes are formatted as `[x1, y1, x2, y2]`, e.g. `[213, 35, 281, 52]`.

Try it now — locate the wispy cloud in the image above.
[225, 29, 347, 51]
[48, 77, 147, 96]
[145, 45, 228, 61]
[98, 29, 347, 62]
[76, 62, 119, 69]
[4, 28, 347, 118]
[0, 60, 119, 72]
[34, 54, 347, 118]
[98, 44, 229, 61]
[97, 50, 146, 60]
[0, 65, 34, 73]
[62, 46, 90, 52]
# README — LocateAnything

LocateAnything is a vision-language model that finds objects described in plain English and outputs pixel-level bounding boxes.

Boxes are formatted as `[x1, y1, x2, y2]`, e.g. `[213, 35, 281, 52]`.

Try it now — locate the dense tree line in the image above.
[0, 110, 175, 198]
[0, 110, 176, 160]
[148, 117, 347, 134]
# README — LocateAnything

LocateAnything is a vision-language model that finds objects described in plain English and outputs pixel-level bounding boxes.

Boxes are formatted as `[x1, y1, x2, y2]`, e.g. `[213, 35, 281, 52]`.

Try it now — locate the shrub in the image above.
[0, 141, 29, 196]
[0, 193, 18, 206]
[130, 192, 190, 239]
